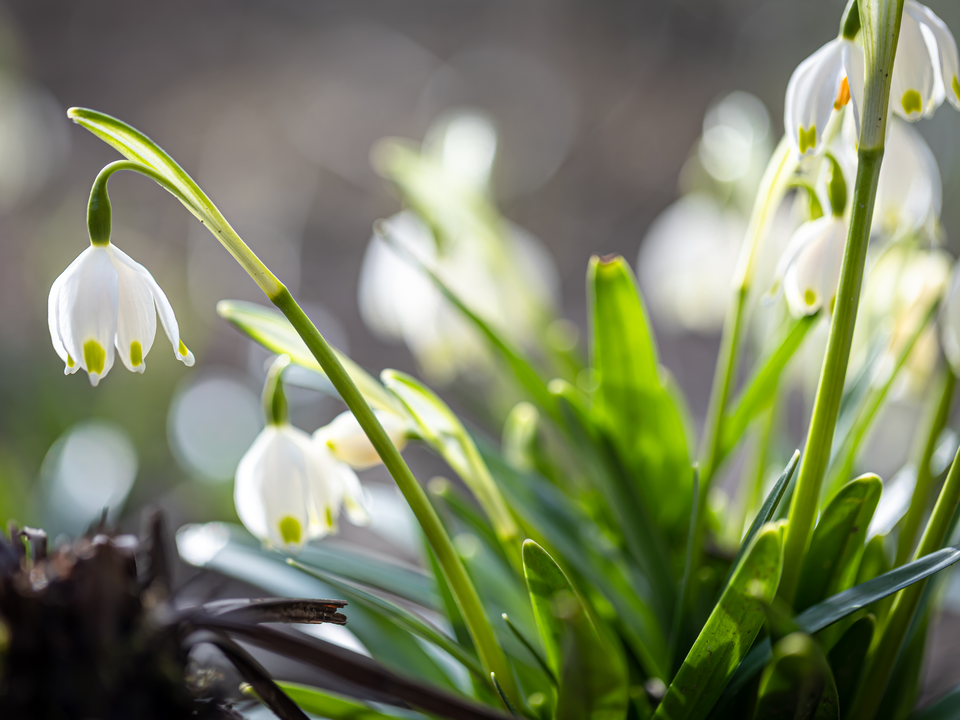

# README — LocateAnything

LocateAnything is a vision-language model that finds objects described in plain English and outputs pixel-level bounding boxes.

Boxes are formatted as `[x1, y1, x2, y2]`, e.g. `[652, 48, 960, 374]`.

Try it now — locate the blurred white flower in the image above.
[785, 38, 864, 156]
[423, 110, 498, 191]
[891, 0, 960, 121]
[776, 216, 848, 317]
[862, 243, 951, 392]
[48, 242, 194, 386]
[637, 194, 745, 334]
[939, 263, 960, 374]
[874, 118, 942, 239]
[698, 92, 771, 186]
[314, 409, 409, 470]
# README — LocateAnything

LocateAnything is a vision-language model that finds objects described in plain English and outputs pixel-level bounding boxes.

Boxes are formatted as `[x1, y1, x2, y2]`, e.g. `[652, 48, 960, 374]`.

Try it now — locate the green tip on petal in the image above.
[178, 339, 188, 356]
[278, 516, 302, 545]
[953, 76, 960, 102]
[325, 507, 335, 529]
[130, 341, 143, 367]
[798, 126, 817, 154]
[83, 340, 106, 375]
[804, 289, 817, 307]
[902, 90, 922, 116]
[66, 354, 75, 369]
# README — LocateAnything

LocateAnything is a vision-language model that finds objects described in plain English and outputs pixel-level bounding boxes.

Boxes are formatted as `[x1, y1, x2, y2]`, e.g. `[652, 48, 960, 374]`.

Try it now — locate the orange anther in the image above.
[834, 77, 851, 110]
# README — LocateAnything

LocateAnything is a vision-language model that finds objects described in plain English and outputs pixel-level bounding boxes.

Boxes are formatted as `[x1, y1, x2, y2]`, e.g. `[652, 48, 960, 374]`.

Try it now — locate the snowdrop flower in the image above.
[773, 155, 850, 316]
[891, 0, 960, 121]
[873, 117, 942, 239]
[315, 410, 409, 470]
[48, 241, 194, 386]
[234, 356, 371, 553]
[785, 37, 864, 156]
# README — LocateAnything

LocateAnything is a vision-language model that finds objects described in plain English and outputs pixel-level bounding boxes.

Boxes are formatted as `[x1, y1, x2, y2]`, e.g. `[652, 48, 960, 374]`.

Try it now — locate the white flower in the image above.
[48, 242, 194, 386]
[874, 118, 942, 239]
[785, 38, 864, 156]
[776, 216, 848, 316]
[315, 410, 409, 470]
[940, 263, 960, 373]
[891, 0, 960, 121]
[234, 423, 371, 553]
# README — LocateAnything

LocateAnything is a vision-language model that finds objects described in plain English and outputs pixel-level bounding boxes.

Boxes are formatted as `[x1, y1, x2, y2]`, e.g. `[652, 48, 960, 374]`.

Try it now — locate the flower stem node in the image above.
[48, 243, 194, 386]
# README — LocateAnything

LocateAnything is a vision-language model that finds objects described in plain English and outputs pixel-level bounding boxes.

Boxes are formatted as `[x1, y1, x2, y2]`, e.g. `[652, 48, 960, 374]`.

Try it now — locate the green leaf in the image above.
[826, 615, 874, 716]
[795, 474, 883, 612]
[654, 523, 783, 720]
[480, 440, 669, 680]
[176, 525, 460, 691]
[712, 544, 960, 715]
[381, 369, 521, 567]
[588, 255, 692, 532]
[288, 559, 484, 680]
[68, 107, 212, 223]
[217, 300, 401, 413]
[522, 540, 628, 720]
[754, 633, 838, 720]
[720, 451, 800, 595]
[720, 315, 819, 461]
[295, 541, 440, 611]
[276, 682, 424, 719]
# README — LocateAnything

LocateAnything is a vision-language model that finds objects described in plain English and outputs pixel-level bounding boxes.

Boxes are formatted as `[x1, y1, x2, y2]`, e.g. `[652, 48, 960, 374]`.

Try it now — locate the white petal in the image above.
[338, 464, 371, 527]
[308, 443, 347, 536]
[58, 246, 118, 386]
[108, 244, 194, 367]
[893, 4, 942, 120]
[907, 0, 960, 111]
[941, 266, 960, 373]
[106, 246, 157, 373]
[785, 39, 848, 156]
[316, 410, 409, 470]
[234, 425, 314, 552]
[47, 255, 84, 374]
[874, 118, 941, 237]
[782, 217, 847, 316]
[843, 41, 865, 139]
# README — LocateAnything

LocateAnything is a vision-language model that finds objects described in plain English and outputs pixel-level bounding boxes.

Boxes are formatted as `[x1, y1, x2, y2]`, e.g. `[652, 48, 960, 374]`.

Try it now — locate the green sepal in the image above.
[262, 354, 290, 425]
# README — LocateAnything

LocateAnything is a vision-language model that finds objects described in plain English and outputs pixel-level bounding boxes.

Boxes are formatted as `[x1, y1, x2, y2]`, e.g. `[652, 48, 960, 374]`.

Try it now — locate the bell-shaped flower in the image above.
[234, 423, 337, 553]
[48, 242, 194, 386]
[785, 38, 864, 156]
[314, 410, 410, 470]
[874, 117, 942, 239]
[775, 216, 848, 317]
[891, 0, 960, 121]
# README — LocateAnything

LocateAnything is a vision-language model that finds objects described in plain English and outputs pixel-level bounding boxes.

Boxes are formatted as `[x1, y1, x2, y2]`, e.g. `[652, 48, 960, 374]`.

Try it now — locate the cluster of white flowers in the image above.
[235, 407, 409, 553]
[775, 0, 957, 320]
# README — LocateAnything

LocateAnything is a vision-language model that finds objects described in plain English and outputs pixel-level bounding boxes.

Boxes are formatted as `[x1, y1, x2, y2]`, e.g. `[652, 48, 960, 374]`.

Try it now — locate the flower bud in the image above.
[315, 410, 410, 470]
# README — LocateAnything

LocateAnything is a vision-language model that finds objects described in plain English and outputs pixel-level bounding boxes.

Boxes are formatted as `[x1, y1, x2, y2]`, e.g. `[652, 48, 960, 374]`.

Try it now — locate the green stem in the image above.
[88, 158, 519, 708]
[848, 439, 960, 720]
[778, 0, 904, 605]
[895, 368, 956, 567]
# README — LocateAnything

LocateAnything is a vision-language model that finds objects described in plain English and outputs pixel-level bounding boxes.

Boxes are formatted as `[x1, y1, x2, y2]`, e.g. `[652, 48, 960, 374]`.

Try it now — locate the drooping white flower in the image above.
[874, 117, 942, 239]
[776, 216, 848, 316]
[315, 410, 409, 470]
[234, 423, 337, 552]
[785, 38, 864, 156]
[48, 242, 194, 386]
[891, 0, 960, 121]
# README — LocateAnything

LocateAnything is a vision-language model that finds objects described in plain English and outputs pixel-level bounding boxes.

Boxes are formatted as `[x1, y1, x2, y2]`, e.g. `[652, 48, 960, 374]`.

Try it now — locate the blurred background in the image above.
[2, 0, 960, 703]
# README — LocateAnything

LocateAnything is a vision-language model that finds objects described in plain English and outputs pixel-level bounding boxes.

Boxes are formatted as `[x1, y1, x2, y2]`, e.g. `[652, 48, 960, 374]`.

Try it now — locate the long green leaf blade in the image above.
[522, 540, 628, 720]
[795, 474, 882, 612]
[654, 524, 783, 720]
[276, 682, 424, 719]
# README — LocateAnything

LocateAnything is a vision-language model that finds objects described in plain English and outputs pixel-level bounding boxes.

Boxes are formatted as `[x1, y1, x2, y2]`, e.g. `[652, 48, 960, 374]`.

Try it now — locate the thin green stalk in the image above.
[700, 136, 795, 488]
[85, 152, 520, 707]
[779, 0, 904, 603]
[273, 290, 520, 706]
[895, 368, 956, 567]
[847, 440, 960, 720]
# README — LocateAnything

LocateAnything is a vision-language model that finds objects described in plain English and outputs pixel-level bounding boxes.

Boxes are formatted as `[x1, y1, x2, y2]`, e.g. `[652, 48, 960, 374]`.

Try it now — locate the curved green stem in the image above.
[78, 138, 519, 707]
[778, 0, 904, 605]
